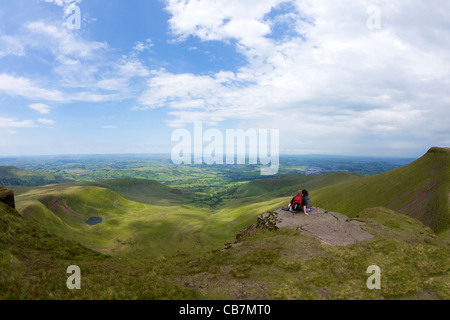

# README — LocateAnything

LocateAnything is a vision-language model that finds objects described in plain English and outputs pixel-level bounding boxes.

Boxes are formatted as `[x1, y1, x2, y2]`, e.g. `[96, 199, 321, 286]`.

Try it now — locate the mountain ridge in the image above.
[0, 166, 73, 186]
[313, 147, 450, 233]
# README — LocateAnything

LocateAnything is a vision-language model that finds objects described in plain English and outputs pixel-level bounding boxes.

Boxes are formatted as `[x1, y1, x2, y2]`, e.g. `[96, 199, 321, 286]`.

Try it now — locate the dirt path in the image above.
[258, 207, 374, 246]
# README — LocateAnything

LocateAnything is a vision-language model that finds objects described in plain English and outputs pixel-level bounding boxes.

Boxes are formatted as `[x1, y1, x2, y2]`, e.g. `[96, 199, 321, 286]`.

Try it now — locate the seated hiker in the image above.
[283, 190, 308, 215]
[301, 189, 313, 215]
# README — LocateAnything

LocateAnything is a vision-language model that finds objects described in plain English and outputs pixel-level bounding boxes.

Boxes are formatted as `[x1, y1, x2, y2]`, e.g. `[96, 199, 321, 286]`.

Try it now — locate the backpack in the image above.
[292, 195, 303, 211]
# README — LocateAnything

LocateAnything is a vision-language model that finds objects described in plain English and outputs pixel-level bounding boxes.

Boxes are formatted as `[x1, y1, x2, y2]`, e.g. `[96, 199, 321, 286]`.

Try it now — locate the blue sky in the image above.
[0, 0, 449, 157]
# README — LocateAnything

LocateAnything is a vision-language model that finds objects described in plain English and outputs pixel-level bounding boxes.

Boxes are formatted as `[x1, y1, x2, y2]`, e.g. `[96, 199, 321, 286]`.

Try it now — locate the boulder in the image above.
[0, 186, 15, 209]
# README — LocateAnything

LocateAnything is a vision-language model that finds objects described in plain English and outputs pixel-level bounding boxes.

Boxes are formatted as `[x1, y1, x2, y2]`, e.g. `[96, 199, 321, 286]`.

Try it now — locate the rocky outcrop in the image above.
[427, 147, 450, 154]
[0, 186, 15, 209]
[232, 207, 374, 247]
[232, 211, 281, 244]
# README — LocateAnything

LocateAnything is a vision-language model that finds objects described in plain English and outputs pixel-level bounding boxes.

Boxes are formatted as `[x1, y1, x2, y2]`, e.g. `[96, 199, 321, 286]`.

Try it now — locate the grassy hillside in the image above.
[175, 207, 449, 300]
[0, 166, 73, 186]
[313, 148, 450, 233]
[12, 171, 362, 258]
[14, 182, 293, 258]
[81, 178, 192, 207]
[12, 147, 450, 262]
[3, 149, 449, 300]
[214, 172, 358, 211]
[16, 184, 217, 257]
[0, 201, 199, 299]
[233, 172, 360, 198]
[1, 201, 449, 300]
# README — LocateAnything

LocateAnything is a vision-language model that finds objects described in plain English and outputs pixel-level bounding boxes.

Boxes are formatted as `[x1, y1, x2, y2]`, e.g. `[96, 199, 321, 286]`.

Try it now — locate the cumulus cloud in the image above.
[19, 20, 149, 100]
[0, 117, 37, 128]
[0, 117, 55, 130]
[26, 21, 106, 59]
[134, 0, 450, 154]
[0, 17, 119, 103]
[0, 73, 120, 103]
[132, 39, 154, 52]
[29, 103, 51, 114]
[37, 118, 55, 125]
[2, 0, 448, 155]
[0, 73, 65, 101]
[0, 35, 25, 58]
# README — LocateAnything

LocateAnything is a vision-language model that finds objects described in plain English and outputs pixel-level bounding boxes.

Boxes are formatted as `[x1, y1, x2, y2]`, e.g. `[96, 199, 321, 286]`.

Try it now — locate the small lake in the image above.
[86, 217, 103, 226]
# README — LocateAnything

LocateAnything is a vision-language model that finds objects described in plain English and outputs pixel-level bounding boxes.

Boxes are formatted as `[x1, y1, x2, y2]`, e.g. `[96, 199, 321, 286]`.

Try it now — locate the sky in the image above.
[0, 0, 449, 158]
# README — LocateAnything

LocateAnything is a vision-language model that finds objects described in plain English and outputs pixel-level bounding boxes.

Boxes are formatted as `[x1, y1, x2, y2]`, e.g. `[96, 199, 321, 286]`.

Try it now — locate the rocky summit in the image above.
[236, 207, 374, 247]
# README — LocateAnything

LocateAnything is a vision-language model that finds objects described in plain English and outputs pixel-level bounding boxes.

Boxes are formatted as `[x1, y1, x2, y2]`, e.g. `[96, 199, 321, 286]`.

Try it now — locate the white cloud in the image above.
[165, 0, 281, 43]
[0, 73, 65, 101]
[26, 21, 107, 59]
[37, 118, 55, 125]
[0, 4, 155, 105]
[93, 55, 151, 96]
[24, 21, 111, 94]
[0, 117, 37, 128]
[0, 35, 25, 58]
[101, 125, 118, 129]
[42, 0, 82, 8]
[117, 58, 150, 78]
[134, 0, 450, 154]
[29, 103, 51, 114]
[96, 78, 127, 91]
[21, 20, 149, 100]
[0, 18, 118, 103]
[0, 117, 55, 130]
[2, 0, 448, 156]
[132, 39, 154, 52]
[0, 73, 120, 103]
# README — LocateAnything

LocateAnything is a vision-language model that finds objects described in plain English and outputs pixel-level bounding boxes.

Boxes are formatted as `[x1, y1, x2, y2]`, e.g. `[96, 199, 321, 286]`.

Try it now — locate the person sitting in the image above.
[282, 190, 309, 215]
[301, 189, 313, 215]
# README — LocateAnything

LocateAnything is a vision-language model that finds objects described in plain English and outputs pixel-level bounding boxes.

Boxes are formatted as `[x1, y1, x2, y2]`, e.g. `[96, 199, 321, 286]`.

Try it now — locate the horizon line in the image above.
[0, 152, 418, 160]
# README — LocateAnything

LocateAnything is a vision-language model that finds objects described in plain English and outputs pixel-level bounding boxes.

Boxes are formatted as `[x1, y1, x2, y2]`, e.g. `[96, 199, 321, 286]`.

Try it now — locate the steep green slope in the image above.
[180, 207, 449, 300]
[234, 172, 360, 198]
[219, 172, 359, 212]
[313, 148, 450, 233]
[0, 166, 73, 186]
[81, 178, 192, 206]
[16, 184, 218, 257]
[0, 201, 199, 300]
[15, 183, 294, 258]
[2, 200, 449, 300]
[13, 172, 361, 258]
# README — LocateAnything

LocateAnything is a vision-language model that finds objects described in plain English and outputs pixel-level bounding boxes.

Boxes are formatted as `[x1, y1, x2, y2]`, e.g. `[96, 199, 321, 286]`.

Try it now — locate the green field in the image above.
[0, 166, 72, 186]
